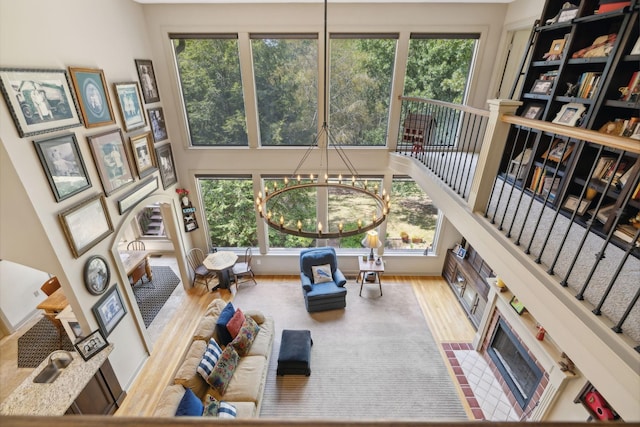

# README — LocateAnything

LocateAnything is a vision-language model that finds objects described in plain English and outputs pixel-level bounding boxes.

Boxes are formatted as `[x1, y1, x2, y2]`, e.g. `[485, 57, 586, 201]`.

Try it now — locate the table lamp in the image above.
[362, 230, 381, 261]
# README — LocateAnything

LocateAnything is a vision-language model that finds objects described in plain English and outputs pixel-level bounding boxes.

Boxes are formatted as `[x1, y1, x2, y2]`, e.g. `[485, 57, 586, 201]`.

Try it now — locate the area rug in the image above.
[133, 266, 180, 328]
[17, 318, 74, 368]
[232, 279, 468, 421]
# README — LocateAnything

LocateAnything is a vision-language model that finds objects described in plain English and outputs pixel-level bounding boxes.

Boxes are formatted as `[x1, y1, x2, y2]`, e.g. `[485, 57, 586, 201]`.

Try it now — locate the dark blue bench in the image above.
[277, 329, 312, 376]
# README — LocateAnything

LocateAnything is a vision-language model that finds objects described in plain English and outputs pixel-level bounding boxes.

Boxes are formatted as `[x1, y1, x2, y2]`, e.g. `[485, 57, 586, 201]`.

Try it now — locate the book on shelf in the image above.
[613, 224, 639, 246]
[620, 71, 639, 102]
[591, 156, 616, 181]
[596, 1, 631, 13]
[601, 161, 628, 186]
[576, 72, 601, 99]
[633, 182, 640, 200]
[589, 204, 616, 224]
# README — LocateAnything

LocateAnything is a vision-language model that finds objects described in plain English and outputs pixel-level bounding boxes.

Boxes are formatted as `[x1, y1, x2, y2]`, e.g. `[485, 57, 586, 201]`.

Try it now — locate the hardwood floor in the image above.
[0, 274, 476, 418]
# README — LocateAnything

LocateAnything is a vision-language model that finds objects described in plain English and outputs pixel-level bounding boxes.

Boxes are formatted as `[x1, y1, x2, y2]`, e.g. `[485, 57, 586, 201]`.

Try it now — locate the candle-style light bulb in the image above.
[297, 174, 301, 184]
[364, 179, 368, 190]
[273, 182, 278, 191]
[280, 215, 284, 226]
[318, 222, 323, 234]
[267, 210, 272, 220]
[338, 222, 343, 232]
[358, 219, 362, 229]
[324, 173, 328, 183]
[352, 176, 356, 185]
[374, 184, 379, 193]
[310, 173, 314, 182]
[382, 188, 386, 197]
[258, 204, 263, 216]
[338, 174, 342, 184]
[258, 191, 263, 199]
[372, 212, 376, 222]
[284, 177, 289, 186]
[297, 220, 302, 232]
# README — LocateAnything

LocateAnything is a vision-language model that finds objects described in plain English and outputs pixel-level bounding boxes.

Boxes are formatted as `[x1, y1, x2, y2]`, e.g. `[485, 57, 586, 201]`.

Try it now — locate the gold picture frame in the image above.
[59, 194, 113, 258]
[129, 131, 157, 178]
[68, 67, 115, 128]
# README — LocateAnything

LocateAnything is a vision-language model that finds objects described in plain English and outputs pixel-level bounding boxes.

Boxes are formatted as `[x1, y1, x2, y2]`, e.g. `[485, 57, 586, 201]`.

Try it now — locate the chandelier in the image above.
[255, 0, 390, 240]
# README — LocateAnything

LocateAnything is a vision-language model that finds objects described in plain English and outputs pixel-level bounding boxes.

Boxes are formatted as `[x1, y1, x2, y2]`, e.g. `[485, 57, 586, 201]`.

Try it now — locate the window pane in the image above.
[386, 176, 438, 251]
[252, 37, 318, 146]
[329, 37, 397, 146]
[172, 36, 248, 146]
[198, 177, 256, 248]
[263, 177, 316, 248]
[404, 36, 477, 103]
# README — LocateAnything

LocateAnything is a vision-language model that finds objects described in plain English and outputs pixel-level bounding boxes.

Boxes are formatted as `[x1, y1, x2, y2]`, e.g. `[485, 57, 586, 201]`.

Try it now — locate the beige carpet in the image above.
[232, 279, 468, 421]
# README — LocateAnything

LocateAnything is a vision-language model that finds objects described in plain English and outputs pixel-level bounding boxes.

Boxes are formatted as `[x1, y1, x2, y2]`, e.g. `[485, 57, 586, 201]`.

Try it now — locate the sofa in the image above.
[154, 298, 274, 418]
[300, 247, 347, 312]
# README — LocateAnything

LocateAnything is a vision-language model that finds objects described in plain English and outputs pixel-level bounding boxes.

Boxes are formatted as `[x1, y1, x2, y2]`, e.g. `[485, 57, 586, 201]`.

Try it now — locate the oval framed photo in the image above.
[84, 255, 110, 295]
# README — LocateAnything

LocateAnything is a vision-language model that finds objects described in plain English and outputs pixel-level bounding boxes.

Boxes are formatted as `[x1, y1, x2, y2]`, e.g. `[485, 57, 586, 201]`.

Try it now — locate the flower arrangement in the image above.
[176, 188, 189, 197]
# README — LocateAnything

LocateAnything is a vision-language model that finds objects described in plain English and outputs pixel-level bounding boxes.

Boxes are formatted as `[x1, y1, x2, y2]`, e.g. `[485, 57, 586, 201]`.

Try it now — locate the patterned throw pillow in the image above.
[230, 316, 260, 357]
[207, 345, 239, 397]
[218, 401, 237, 418]
[226, 308, 245, 338]
[202, 395, 237, 419]
[311, 264, 333, 284]
[196, 338, 223, 381]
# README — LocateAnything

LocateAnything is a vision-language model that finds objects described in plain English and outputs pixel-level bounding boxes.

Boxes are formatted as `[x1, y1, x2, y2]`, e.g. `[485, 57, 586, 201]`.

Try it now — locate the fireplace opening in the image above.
[488, 318, 543, 409]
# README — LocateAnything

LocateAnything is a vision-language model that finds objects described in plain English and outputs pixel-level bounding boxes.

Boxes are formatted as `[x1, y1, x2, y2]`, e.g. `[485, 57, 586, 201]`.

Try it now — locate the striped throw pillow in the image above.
[217, 401, 237, 418]
[196, 338, 222, 380]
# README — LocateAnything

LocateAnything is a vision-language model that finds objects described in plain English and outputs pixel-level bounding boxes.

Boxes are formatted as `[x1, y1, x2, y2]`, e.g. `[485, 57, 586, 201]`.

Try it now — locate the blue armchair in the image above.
[300, 247, 347, 312]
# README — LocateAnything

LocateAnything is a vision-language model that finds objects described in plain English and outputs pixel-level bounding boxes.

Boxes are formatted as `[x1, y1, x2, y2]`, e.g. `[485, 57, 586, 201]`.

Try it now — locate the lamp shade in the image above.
[362, 230, 381, 249]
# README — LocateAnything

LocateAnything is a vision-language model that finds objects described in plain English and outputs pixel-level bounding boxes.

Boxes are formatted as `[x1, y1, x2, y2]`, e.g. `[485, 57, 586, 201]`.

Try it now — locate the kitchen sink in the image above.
[33, 351, 73, 384]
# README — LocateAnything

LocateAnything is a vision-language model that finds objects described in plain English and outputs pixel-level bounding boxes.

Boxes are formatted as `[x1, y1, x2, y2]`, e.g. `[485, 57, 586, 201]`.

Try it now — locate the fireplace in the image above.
[487, 318, 543, 409]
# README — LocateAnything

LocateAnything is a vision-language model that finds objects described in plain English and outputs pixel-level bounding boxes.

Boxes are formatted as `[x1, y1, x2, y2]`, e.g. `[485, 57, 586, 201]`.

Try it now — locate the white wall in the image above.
[0, 261, 50, 334]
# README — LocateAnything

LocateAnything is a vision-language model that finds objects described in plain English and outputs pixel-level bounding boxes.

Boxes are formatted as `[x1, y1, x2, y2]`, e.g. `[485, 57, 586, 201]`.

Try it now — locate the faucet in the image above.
[49, 350, 74, 368]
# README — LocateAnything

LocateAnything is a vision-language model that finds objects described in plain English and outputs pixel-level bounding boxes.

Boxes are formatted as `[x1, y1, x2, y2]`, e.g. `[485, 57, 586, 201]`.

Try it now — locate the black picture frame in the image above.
[521, 103, 545, 120]
[92, 285, 127, 337]
[135, 59, 160, 104]
[530, 79, 553, 95]
[74, 329, 109, 361]
[510, 295, 526, 315]
[148, 106, 168, 143]
[83, 255, 110, 296]
[155, 143, 177, 189]
[33, 133, 92, 202]
[0, 68, 83, 138]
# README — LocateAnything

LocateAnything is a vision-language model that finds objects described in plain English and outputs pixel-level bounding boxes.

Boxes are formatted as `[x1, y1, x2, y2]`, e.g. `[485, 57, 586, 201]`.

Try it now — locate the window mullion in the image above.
[238, 32, 260, 149]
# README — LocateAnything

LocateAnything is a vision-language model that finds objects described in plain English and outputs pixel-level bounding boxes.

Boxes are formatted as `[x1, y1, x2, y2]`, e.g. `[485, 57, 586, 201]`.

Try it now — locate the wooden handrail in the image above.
[501, 114, 640, 154]
[398, 95, 490, 117]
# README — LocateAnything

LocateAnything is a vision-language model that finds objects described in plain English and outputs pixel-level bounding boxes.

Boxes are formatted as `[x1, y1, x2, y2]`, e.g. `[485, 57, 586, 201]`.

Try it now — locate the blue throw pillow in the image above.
[175, 387, 203, 416]
[215, 302, 235, 346]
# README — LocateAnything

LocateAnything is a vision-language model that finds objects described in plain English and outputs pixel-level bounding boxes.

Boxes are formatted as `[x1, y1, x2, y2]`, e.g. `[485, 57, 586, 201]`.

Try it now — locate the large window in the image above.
[404, 34, 478, 103]
[251, 35, 318, 146]
[385, 176, 439, 252]
[172, 35, 248, 146]
[197, 177, 256, 248]
[329, 34, 397, 146]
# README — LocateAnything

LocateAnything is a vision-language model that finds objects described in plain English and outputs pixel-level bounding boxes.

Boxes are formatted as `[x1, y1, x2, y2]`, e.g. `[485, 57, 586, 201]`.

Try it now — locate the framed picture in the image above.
[631, 37, 640, 55]
[68, 67, 115, 128]
[148, 107, 168, 143]
[510, 296, 526, 315]
[83, 255, 110, 296]
[0, 68, 83, 137]
[548, 38, 566, 55]
[530, 79, 553, 95]
[59, 194, 113, 258]
[87, 128, 135, 195]
[130, 132, 156, 178]
[33, 133, 92, 202]
[521, 103, 544, 120]
[114, 82, 146, 132]
[135, 59, 160, 104]
[155, 143, 177, 189]
[558, 6, 578, 23]
[456, 246, 467, 259]
[563, 195, 591, 216]
[118, 176, 158, 214]
[552, 103, 586, 127]
[92, 285, 127, 337]
[74, 329, 109, 361]
[542, 139, 575, 163]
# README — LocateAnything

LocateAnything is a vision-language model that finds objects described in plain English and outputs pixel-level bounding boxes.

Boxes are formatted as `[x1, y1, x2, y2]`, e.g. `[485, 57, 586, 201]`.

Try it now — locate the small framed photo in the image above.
[68, 67, 115, 128]
[114, 82, 146, 132]
[33, 133, 92, 202]
[542, 139, 575, 163]
[0, 68, 83, 138]
[552, 103, 586, 127]
[155, 143, 177, 189]
[84, 255, 110, 296]
[521, 103, 545, 120]
[92, 285, 127, 337]
[548, 38, 566, 55]
[130, 132, 157, 178]
[148, 107, 168, 143]
[558, 6, 578, 23]
[74, 329, 109, 361]
[563, 195, 591, 216]
[59, 194, 113, 258]
[456, 246, 467, 259]
[135, 59, 160, 104]
[87, 128, 135, 195]
[510, 296, 526, 315]
[530, 79, 553, 95]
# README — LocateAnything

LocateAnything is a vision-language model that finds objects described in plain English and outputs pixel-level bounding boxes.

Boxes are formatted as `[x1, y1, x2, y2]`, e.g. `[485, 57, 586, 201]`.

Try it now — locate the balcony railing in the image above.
[396, 97, 640, 353]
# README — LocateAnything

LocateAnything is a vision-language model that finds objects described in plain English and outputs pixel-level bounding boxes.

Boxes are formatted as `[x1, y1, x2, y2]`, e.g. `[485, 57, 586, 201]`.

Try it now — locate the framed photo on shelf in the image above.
[456, 246, 467, 259]
[543, 38, 566, 60]
[552, 103, 585, 127]
[92, 285, 127, 337]
[129, 132, 156, 178]
[542, 139, 575, 163]
[148, 107, 168, 143]
[113, 82, 146, 132]
[155, 143, 177, 189]
[87, 128, 135, 195]
[83, 255, 110, 296]
[557, 6, 578, 23]
[521, 103, 545, 120]
[510, 296, 526, 315]
[530, 79, 553, 95]
[135, 59, 160, 104]
[33, 133, 92, 202]
[563, 195, 591, 216]
[58, 194, 113, 258]
[75, 329, 109, 361]
[68, 67, 115, 128]
[0, 68, 83, 137]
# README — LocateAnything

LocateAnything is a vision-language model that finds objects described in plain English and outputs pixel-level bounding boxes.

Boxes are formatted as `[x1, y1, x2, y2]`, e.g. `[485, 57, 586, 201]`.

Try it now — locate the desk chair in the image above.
[187, 248, 217, 291]
[127, 240, 146, 251]
[232, 247, 257, 290]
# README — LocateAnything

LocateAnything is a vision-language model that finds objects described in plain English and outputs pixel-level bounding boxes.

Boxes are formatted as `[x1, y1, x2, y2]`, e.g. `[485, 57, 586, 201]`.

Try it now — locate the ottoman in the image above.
[277, 329, 313, 376]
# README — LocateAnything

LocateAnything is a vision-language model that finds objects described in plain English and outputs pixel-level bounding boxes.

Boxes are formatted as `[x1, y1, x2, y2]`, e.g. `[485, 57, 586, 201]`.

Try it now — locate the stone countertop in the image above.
[0, 344, 113, 416]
